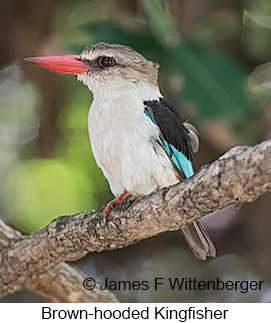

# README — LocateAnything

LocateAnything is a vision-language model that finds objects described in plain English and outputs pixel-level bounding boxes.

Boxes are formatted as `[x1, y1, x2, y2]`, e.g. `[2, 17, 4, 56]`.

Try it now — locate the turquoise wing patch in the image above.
[145, 109, 194, 179]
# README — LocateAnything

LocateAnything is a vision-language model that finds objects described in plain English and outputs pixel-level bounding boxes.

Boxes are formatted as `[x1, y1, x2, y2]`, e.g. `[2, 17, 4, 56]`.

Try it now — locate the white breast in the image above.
[88, 85, 178, 197]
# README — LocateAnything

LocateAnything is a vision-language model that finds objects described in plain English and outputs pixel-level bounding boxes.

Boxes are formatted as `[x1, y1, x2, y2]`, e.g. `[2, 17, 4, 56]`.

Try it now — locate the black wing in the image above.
[144, 97, 194, 162]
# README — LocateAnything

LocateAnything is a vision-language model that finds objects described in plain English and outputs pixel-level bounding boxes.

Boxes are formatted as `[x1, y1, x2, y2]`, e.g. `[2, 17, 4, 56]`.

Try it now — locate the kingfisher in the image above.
[25, 42, 216, 260]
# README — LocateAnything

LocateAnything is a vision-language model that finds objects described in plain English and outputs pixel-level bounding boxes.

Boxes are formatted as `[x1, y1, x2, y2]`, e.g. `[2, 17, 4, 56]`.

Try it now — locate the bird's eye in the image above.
[98, 56, 116, 68]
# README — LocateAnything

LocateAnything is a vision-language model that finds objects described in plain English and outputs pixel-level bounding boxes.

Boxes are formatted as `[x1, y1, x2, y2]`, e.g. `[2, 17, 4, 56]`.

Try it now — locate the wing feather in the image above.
[144, 98, 216, 260]
[144, 98, 194, 179]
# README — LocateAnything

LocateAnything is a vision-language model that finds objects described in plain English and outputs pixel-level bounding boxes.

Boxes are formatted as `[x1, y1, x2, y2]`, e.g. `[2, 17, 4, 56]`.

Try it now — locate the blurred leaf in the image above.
[195, 8, 241, 44]
[55, 0, 113, 50]
[0, 65, 39, 171]
[2, 158, 95, 233]
[248, 62, 271, 97]
[66, 23, 161, 57]
[56, 0, 110, 31]
[0, 66, 39, 146]
[242, 1, 271, 60]
[139, 0, 181, 47]
[244, 11, 271, 29]
[166, 42, 254, 122]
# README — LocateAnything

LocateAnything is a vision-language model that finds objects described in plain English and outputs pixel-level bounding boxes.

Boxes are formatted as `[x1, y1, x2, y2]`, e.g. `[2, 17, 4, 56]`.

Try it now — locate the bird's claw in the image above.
[126, 194, 144, 206]
[101, 213, 107, 224]
[100, 191, 130, 223]
[101, 203, 113, 223]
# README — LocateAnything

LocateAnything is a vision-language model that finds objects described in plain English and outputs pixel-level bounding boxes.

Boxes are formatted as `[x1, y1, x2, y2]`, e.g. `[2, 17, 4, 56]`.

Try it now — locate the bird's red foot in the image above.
[125, 186, 161, 207]
[127, 185, 161, 204]
[127, 194, 144, 205]
[101, 187, 161, 222]
[102, 191, 130, 222]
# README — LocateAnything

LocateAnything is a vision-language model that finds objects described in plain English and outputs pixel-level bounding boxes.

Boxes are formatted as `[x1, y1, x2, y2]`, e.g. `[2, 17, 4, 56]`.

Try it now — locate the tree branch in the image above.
[1, 139, 271, 296]
[0, 220, 118, 302]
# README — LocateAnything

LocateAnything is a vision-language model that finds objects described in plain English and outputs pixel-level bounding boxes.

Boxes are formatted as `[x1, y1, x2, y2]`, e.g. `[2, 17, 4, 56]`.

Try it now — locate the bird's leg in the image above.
[127, 194, 144, 204]
[102, 186, 162, 222]
[102, 190, 130, 221]
[127, 186, 161, 205]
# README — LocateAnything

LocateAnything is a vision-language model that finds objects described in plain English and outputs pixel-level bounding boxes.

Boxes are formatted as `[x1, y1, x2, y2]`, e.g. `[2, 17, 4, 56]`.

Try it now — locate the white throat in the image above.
[78, 73, 161, 102]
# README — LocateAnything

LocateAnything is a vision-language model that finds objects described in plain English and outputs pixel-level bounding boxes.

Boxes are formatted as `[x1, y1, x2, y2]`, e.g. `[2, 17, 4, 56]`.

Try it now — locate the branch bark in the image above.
[1, 139, 271, 297]
[0, 220, 118, 302]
